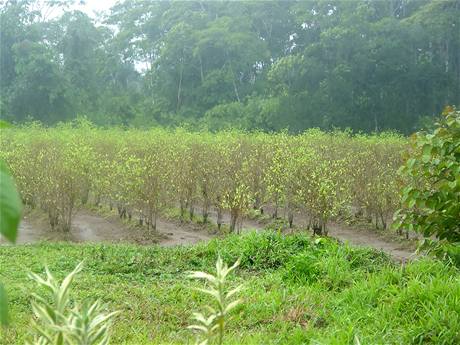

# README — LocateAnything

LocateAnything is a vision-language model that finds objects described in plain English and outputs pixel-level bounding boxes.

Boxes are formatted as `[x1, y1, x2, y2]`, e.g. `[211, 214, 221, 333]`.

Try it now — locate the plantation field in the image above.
[1, 233, 459, 344]
[0, 125, 406, 238]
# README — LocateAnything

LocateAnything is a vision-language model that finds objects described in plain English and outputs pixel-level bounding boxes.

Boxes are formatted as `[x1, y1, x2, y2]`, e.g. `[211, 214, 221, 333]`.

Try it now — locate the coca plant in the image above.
[1, 125, 406, 237]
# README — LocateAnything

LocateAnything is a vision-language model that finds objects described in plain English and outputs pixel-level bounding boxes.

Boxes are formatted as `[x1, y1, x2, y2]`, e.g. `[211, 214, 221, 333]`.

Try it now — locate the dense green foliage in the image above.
[394, 107, 460, 243]
[1, 0, 459, 133]
[0, 126, 406, 234]
[1, 233, 459, 344]
[0, 155, 21, 326]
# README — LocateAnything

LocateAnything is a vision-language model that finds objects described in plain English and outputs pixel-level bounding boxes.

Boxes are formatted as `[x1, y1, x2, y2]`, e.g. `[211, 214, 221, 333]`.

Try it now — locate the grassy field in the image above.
[1, 232, 459, 344]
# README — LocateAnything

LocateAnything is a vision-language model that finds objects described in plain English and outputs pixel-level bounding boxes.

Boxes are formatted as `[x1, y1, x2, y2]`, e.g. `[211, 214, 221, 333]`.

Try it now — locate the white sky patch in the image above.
[42, 0, 118, 20]
[74, 0, 118, 19]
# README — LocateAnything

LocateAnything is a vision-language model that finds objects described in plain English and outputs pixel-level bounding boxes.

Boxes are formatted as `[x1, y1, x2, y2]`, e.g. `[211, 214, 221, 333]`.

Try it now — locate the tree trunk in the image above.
[272, 198, 279, 219]
[230, 209, 238, 233]
[199, 54, 204, 83]
[49, 208, 59, 231]
[177, 59, 183, 112]
[380, 213, 387, 230]
[180, 199, 186, 223]
[81, 186, 89, 205]
[152, 211, 157, 232]
[189, 202, 194, 221]
[226, 53, 241, 102]
[217, 207, 223, 231]
[202, 200, 209, 223]
[62, 201, 73, 232]
[312, 221, 322, 236]
[237, 216, 243, 234]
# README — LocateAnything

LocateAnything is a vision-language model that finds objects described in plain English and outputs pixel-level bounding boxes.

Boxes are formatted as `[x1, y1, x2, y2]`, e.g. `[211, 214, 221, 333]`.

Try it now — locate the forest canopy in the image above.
[1, 0, 459, 133]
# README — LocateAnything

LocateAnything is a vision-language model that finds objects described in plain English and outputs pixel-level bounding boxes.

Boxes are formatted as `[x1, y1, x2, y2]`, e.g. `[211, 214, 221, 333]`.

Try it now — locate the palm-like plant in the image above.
[188, 257, 243, 345]
[27, 262, 118, 345]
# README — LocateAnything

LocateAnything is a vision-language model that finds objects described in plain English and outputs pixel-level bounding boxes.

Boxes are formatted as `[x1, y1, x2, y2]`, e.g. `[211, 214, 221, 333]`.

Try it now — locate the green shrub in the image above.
[394, 106, 460, 243]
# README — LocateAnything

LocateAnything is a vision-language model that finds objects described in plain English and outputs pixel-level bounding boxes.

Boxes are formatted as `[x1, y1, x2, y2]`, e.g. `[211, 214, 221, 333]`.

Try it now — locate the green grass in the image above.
[1, 232, 459, 344]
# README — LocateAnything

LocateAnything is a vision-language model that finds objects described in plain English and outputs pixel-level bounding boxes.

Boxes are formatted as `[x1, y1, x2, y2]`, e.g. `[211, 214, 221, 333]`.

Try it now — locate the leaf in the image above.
[422, 144, 432, 163]
[0, 161, 22, 243]
[0, 283, 8, 326]
[194, 287, 220, 300]
[226, 285, 243, 300]
[354, 335, 362, 345]
[188, 271, 218, 284]
[224, 299, 241, 314]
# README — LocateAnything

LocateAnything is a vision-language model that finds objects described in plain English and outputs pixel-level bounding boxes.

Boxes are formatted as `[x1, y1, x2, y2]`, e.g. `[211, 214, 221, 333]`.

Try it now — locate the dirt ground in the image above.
[326, 222, 417, 263]
[251, 207, 419, 263]
[0, 209, 214, 246]
[1, 207, 418, 263]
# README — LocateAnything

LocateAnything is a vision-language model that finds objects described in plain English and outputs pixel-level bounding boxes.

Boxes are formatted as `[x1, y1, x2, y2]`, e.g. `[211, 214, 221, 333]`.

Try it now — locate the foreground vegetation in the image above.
[1, 232, 459, 344]
[0, 126, 405, 236]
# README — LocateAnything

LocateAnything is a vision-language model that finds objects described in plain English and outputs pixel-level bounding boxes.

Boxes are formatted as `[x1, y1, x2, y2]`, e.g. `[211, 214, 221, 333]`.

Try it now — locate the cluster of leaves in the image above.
[1, 126, 406, 235]
[394, 106, 460, 243]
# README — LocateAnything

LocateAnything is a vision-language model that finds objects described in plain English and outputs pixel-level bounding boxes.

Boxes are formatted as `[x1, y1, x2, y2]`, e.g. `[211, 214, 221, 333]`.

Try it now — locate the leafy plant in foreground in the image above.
[0, 157, 22, 326]
[394, 106, 460, 243]
[27, 262, 118, 345]
[188, 257, 242, 345]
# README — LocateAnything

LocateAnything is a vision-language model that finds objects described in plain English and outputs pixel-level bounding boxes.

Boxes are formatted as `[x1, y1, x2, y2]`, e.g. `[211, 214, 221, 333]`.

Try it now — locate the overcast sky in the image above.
[72, 0, 118, 18]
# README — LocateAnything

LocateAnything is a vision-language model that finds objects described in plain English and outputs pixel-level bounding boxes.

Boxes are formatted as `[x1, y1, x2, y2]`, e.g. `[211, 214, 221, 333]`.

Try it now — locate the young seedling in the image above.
[188, 257, 243, 345]
[27, 262, 118, 345]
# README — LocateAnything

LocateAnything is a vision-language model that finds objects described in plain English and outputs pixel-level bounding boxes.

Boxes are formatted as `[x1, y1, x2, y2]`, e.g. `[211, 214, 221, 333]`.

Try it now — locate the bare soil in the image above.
[0, 209, 214, 247]
[204, 208, 262, 232]
[259, 205, 419, 262]
[326, 222, 417, 263]
[2, 206, 418, 263]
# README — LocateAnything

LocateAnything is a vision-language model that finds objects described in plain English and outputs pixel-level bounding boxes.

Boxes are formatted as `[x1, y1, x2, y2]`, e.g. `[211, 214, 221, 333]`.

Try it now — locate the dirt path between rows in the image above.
[202, 207, 417, 262]
[0, 210, 214, 247]
[326, 223, 417, 263]
[2, 208, 417, 263]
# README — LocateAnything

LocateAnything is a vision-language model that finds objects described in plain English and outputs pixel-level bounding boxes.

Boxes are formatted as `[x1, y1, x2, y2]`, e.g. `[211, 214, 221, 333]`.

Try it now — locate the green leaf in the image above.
[407, 198, 416, 209]
[0, 283, 8, 326]
[422, 144, 432, 163]
[0, 161, 22, 243]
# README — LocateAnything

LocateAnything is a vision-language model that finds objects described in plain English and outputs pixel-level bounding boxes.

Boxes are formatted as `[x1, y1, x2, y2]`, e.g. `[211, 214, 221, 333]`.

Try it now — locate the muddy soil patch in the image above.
[1, 209, 214, 246]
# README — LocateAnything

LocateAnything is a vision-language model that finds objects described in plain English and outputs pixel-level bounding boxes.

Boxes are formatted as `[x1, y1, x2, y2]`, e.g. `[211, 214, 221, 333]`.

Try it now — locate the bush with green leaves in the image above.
[394, 107, 460, 243]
